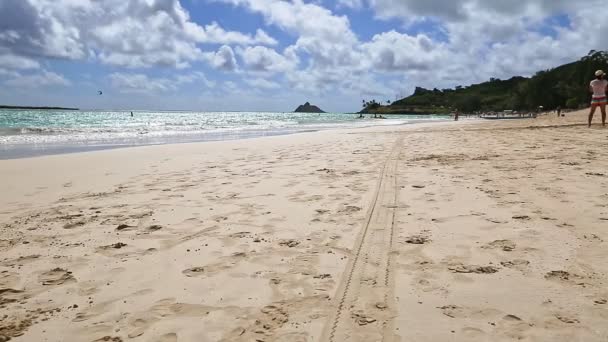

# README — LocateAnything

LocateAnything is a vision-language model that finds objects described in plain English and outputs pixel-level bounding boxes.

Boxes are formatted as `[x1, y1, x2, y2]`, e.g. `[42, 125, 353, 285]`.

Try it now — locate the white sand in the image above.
[1, 110, 607, 341]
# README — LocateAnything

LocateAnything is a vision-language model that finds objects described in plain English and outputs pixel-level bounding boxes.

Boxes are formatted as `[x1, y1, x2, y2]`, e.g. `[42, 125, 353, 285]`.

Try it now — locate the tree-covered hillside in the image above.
[361, 50, 608, 114]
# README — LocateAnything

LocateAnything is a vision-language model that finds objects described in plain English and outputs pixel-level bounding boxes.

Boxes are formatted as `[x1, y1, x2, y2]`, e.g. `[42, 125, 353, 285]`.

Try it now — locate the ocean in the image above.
[0, 109, 450, 159]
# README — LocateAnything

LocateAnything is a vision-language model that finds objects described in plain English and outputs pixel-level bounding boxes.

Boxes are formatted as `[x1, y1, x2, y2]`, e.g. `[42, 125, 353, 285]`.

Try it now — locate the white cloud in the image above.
[337, 0, 364, 9]
[238, 46, 297, 73]
[221, 0, 352, 38]
[109, 71, 215, 94]
[4, 70, 70, 88]
[220, 0, 359, 69]
[218, 0, 366, 96]
[175, 72, 216, 88]
[109, 73, 176, 94]
[191, 22, 277, 46]
[361, 31, 442, 71]
[253, 29, 279, 46]
[0, 54, 40, 70]
[205, 45, 238, 71]
[223, 80, 239, 92]
[339, 0, 607, 94]
[0, 68, 20, 78]
[245, 78, 281, 89]
[368, 0, 469, 22]
[0, 0, 278, 68]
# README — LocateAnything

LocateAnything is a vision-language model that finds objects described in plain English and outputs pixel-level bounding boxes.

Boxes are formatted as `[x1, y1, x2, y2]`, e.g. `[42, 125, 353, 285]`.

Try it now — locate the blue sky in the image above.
[0, 0, 605, 112]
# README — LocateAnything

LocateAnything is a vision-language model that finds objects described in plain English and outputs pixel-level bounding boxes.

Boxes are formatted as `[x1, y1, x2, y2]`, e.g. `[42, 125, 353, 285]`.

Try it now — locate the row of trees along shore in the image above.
[361, 50, 608, 114]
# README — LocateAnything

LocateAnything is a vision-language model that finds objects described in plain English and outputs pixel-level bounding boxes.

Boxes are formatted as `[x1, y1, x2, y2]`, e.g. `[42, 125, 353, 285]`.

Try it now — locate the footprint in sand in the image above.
[461, 327, 486, 338]
[405, 233, 431, 245]
[182, 254, 245, 277]
[127, 318, 150, 338]
[92, 337, 123, 342]
[338, 205, 361, 214]
[1, 254, 41, 267]
[438, 305, 503, 320]
[230, 231, 251, 239]
[448, 264, 499, 274]
[116, 224, 162, 233]
[278, 239, 300, 248]
[99, 242, 127, 250]
[352, 311, 377, 326]
[155, 333, 177, 342]
[147, 225, 162, 231]
[313, 273, 332, 279]
[182, 267, 205, 277]
[544, 270, 584, 284]
[63, 220, 86, 229]
[0, 288, 27, 308]
[116, 224, 135, 231]
[437, 305, 464, 318]
[257, 305, 289, 331]
[222, 304, 290, 340]
[39, 268, 76, 285]
[500, 260, 530, 268]
[414, 278, 446, 294]
[0, 270, 19, 286]
[482, 239, 516, 252]
[503, 314, 523, 321]
[555, 314, 580, 324]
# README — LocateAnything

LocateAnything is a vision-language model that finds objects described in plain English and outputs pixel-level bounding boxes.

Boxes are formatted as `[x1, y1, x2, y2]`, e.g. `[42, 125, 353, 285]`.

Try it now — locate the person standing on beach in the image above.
[589, 70, 608, 127]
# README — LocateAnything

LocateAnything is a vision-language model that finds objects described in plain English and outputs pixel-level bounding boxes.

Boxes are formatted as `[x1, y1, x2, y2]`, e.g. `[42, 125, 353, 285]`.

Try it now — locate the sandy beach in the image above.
[1, 110, 607, 341]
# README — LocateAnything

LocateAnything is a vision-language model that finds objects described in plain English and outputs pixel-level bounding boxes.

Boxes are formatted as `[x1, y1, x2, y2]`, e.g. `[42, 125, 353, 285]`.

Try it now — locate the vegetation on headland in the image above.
[361, 50, 608, 114]
[0, 105, 79, 110]
[294, 102, 325, 113]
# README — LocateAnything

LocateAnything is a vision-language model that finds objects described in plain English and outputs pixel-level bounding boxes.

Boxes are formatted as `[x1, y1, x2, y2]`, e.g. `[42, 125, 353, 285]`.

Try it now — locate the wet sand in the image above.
[1, 110, 607, 341]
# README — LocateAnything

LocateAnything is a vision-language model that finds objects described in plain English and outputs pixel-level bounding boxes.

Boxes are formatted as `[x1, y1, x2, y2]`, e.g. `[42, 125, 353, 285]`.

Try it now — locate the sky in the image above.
[0, 0, 606, 112]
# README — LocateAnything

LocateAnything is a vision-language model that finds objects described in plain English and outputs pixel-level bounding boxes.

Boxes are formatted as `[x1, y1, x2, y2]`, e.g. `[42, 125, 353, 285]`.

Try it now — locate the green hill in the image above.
[361, 50, 608, 114]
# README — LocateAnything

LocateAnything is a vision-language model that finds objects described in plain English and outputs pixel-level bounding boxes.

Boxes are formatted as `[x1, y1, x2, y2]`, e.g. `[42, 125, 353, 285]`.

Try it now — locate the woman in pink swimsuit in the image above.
[589, 70, 608, 127]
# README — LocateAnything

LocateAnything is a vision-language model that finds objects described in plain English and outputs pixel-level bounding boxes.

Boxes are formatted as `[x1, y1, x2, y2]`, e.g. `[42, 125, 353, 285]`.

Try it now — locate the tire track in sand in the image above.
[321, 136, 402, 342]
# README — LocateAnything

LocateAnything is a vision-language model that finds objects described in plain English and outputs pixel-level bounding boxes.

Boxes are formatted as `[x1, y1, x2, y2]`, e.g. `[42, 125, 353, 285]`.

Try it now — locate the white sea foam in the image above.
[0, 110, 449, 158]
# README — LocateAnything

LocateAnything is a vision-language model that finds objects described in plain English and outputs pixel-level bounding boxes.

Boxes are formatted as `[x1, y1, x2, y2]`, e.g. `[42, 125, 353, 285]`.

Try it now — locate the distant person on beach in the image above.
[556, 106, 561, 117]
[130, 111, 134, 117]
[454, 110, 460, 121]
[589, 70, 608, 127]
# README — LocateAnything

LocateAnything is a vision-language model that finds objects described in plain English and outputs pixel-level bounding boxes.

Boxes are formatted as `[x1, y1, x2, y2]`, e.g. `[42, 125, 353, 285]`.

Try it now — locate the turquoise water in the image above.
[0, 109, 449, 158]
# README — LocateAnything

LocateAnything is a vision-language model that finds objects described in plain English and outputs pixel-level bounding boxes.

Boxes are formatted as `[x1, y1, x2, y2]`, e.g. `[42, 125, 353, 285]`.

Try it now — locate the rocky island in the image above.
[294, 102, 325, 113]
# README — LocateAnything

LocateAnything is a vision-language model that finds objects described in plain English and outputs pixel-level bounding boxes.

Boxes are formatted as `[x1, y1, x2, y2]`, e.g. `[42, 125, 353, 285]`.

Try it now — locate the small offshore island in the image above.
[294, 102, 325, 113]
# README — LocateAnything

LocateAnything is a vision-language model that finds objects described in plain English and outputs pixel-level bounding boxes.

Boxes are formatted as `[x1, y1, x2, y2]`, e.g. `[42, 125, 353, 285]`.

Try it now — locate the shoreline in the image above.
[0, 117, 453, 160]
[2, 110, 607, 341]
[0, 105, 79, 110]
